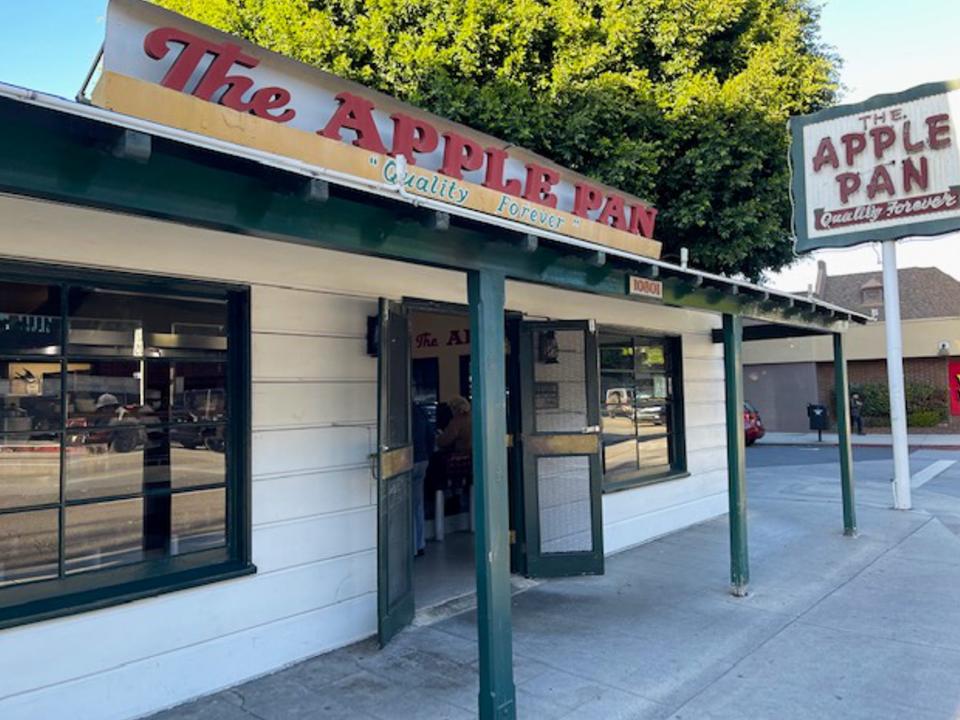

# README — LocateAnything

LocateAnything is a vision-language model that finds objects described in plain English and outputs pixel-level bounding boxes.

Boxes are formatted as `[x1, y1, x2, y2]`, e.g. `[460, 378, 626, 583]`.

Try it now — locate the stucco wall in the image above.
[742, 318, 960, 365]
[744, 363, 820, 432]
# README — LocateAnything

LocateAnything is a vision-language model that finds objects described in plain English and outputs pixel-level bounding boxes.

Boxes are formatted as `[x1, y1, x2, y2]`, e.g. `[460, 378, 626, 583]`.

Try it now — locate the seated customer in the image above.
[435, 396, 473, 492]
[436, 396, 471, 453]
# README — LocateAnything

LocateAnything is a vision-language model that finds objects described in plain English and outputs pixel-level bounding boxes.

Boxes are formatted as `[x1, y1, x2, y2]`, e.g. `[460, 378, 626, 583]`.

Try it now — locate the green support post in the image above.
[834, 333, 858, 536]
[467, 269, 517, 720]
[723, 314, 749, 596]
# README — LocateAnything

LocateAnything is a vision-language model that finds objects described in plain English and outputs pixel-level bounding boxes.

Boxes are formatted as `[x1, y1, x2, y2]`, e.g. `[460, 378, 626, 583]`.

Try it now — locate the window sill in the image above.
[0, 561, 257, 632]
[602, 470, 691, 494]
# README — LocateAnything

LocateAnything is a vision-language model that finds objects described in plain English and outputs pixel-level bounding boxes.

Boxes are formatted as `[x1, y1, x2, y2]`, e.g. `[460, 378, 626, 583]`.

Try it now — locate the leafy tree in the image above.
[156, 0, 838, 279]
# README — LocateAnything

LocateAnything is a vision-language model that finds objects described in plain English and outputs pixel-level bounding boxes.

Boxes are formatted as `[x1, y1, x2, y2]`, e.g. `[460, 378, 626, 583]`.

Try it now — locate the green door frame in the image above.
[518, 319, 605, 578]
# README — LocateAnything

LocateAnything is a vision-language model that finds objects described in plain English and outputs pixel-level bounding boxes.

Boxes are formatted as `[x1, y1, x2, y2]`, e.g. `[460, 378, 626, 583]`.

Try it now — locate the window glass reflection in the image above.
[68, 288, 227, 358]
[0, 509, 59, 586]
[65, 498, 144, 574]
[172, 488, 226, 555]
[638, 436, 671, 475]
[65, 426, 226, 501]
[636, 340, 666, 371]
[0, 361, 62, 434]
[0, 282, 62, 355]
[66, 360, 140, 427]
[65, 431, 145, 500]
[0, 433, 61, 510]
[65, 360, 227, 426]
[0, 275, 237, 610]
[600, 333, 682, 486]
[171, 428, 226, 489]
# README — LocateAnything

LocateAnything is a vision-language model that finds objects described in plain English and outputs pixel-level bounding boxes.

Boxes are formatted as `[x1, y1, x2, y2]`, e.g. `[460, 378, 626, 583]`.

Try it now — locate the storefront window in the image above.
[0, 268, 250, 628]
[599, 332, 685, 490]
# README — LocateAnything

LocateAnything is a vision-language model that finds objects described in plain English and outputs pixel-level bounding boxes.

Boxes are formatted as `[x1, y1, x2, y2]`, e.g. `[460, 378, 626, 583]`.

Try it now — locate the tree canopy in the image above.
[156, 0, 838, 279]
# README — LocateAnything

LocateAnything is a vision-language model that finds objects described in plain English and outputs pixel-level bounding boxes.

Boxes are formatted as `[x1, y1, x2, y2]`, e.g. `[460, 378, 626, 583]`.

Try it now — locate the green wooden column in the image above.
[834, 333, 858, 536]
[723, 314, 749, 596]
[467, 269, 517, 720]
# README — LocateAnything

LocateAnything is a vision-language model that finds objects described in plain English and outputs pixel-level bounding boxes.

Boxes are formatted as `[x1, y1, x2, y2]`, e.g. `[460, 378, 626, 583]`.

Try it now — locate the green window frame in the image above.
[599, 331, 686, 492]
[0, 262, 253, 630]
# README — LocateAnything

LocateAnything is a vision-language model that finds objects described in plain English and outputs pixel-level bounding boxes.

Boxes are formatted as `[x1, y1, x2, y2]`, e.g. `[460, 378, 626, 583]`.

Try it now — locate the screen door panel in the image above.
[376, 299, 414, 647]
[537, 456, 593, 554]
[521, 321, 604, 577]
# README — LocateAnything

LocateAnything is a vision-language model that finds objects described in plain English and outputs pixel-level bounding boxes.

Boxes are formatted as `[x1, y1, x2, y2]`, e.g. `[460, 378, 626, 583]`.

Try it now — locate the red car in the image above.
[744, 402, 765, 446]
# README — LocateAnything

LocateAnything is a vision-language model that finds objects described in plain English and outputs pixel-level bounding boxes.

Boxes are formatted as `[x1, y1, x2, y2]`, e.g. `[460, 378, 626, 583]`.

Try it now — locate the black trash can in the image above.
[807, 403, 829, 441]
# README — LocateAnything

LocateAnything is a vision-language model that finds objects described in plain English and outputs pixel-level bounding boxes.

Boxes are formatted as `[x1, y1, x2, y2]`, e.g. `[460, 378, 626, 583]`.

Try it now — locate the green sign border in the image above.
[790, 77, 960, 253]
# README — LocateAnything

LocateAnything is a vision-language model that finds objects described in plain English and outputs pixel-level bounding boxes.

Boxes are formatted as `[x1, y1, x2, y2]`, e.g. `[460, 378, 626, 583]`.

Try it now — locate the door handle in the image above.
[582, 425, 600, 434]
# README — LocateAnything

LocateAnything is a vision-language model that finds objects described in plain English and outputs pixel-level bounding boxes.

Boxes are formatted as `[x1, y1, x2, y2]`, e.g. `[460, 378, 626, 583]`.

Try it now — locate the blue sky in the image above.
[1, 1, 107, 98]
[1, 0, 958, 284]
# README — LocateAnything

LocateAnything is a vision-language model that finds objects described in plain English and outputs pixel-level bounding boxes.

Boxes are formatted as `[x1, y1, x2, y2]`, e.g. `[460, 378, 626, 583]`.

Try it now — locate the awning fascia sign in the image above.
[790, 78, 960, 252]
[93, 0, 662, 260]
[627, 275, 664, 300]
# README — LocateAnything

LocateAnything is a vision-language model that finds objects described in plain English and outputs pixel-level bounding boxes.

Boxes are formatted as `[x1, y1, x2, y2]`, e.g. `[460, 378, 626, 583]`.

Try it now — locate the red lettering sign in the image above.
[143, 27, 295, 123]
[319, 92, 387, 153]
[139, 26, 659, 240]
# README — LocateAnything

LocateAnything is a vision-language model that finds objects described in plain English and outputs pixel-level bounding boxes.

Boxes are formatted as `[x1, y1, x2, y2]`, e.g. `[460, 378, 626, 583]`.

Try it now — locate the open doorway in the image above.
[407, 305, 521, 613]
[374, 297, 605, 646]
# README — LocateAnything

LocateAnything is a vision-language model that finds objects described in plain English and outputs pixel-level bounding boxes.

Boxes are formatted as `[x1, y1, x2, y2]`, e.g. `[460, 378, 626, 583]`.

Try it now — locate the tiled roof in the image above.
[814, 267, 960, 321]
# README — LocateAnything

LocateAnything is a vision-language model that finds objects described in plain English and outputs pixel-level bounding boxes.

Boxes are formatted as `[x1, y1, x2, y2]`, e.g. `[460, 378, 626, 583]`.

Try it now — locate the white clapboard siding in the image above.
[0, 552, 375, 701]
[682, 355, 726, 382]
[253, 334, 376, 382]
[682, 379, 726, 405]
[603, 469, 727, 527]
[0, 593, 377, 720]
[683, 342, 723, 360]
[684, 424, 732, 454]
[685, 445, 728, 474]
[253, 380, 377, 429]
[604, 491, 727, 555]
[252, 507, 376, 573]
[252, 466, 375, 526]
[684, 400, 728, 428]
[253, 425, 375, 477]
[252, 286, 378, 335]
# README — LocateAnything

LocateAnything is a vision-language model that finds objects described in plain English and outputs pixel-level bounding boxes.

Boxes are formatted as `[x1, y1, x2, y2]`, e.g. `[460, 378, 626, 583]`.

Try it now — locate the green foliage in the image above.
[908, 410, 945, 428]
[155, 0, 839, 278]
[849, 382, 947, 428]
[850, 382, 889, 419]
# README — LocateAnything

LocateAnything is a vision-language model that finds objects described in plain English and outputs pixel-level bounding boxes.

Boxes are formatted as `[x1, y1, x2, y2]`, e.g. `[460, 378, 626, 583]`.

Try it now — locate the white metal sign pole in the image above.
[882, 239, 912, 509]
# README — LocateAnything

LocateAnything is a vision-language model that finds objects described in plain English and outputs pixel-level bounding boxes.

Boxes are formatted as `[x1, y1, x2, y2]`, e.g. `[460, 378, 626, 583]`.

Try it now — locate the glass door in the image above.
[519, 320, 604, 577]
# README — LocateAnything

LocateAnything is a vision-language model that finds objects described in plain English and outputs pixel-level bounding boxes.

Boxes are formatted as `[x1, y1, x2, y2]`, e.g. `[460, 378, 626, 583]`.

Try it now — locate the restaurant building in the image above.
[0, 2, 867, 718]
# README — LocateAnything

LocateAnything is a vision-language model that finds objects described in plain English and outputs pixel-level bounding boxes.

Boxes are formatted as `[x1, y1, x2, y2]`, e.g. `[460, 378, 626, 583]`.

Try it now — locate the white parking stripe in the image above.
[912, 460, 957, 488]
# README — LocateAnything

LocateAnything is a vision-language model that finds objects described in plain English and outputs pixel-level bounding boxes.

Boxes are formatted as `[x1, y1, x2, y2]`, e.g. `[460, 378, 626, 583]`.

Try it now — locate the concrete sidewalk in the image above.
[758, 430, 960, 448]
[150, 452, 960, 720]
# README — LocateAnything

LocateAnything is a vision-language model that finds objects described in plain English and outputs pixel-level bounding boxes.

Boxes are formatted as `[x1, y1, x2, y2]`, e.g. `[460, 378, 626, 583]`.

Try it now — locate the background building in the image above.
[745, 261, 960, 433]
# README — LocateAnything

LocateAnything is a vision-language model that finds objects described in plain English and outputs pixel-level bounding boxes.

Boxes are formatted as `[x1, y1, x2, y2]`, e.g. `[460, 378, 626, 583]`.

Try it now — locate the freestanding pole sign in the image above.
[789, 79, 960, 511]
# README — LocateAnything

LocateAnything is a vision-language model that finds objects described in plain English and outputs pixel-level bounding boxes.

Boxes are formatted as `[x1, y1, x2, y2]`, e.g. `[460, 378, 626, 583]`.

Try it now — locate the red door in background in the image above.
[949, 360, 960, 416]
